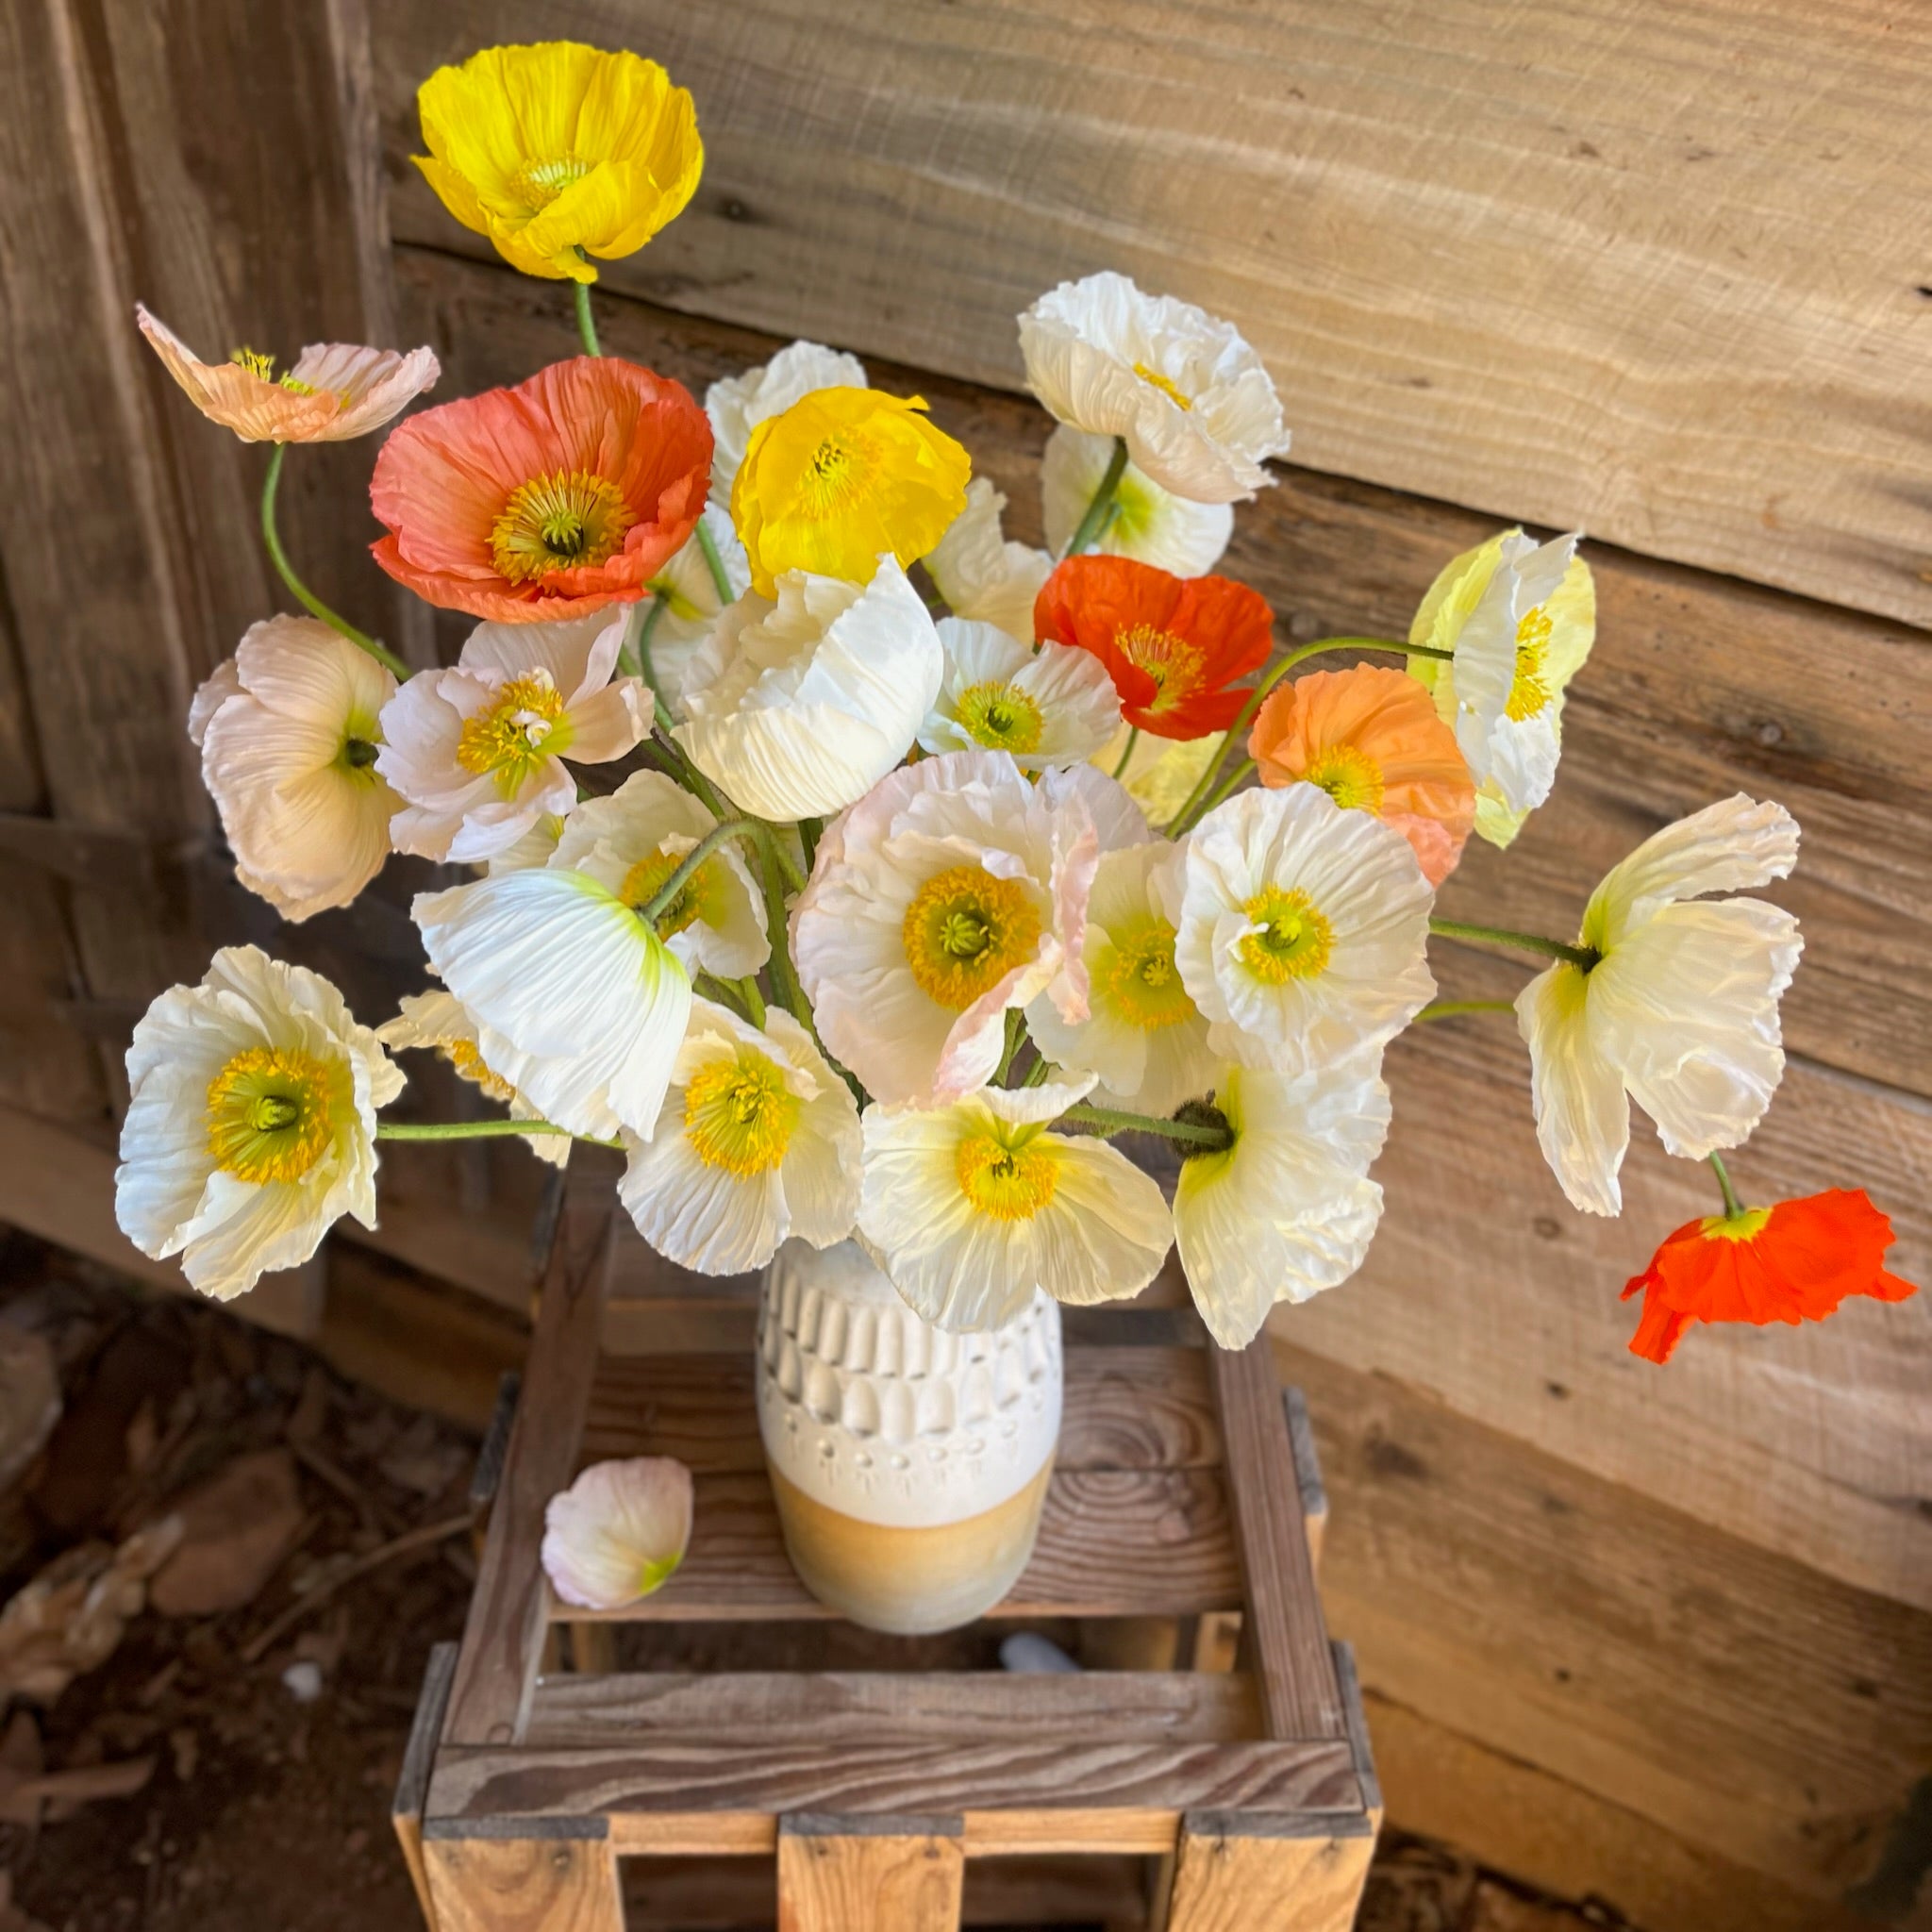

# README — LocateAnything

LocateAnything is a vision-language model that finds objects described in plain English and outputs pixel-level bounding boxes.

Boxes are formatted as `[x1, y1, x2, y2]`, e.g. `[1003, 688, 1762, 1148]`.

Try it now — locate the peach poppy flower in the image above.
[369, 357, 711, 624]
[136, 305, 439, 443]
[1249, 667, 1474, 887]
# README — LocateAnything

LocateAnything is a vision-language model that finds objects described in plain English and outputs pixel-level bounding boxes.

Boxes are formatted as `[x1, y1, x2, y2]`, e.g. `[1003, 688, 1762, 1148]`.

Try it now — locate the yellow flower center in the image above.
[228, 348, 320, 395]
[205, 1046, 340, 1185]
[333, 706, 385, 786]
[953, 679, 1044, 755]
[457, 673, 571, 792]
[491, 470, 636, 584]
[1238, 886, 1334, 984]
[510, 154, 592, 211]
[1302, 743, 1386, 814]
[1099, 917, 1193, 1032]
[1507, 605, 1555, 722]
[1118, 625, 1206, 715]
[956, 1129, 1059, 1222]
[1133, 361, 1193, 410]
[902, 865, 1042, 1011]
[441, 1037, 517, 1105]
[1698, 1207, 1773, 1243]
[619, 846, 726, 937]
[683, 1050, 798, 1177]
[793, 427, 882, 521]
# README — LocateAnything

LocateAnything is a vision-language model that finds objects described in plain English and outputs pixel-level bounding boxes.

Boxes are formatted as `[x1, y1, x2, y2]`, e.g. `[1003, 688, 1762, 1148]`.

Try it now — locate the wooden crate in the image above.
[394, 1161, 1381, 1931]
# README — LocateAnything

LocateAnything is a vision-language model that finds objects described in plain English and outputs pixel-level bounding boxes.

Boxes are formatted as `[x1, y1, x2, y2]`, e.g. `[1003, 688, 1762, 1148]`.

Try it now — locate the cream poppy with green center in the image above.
[115, 948, 403, 1301]
[1175, 785, 1436, 1075]
[1407, 527, 1595, 848]
[917, 618, 1121, 772]
[1041, 425, 1233, 576]
[857, 1074, 1173, 1331]
[377, 991, 569, 1168]
[1516, 793, 1802, 1217]
[924, 478, 1053, 643]
[619, 1000, 859, 1274]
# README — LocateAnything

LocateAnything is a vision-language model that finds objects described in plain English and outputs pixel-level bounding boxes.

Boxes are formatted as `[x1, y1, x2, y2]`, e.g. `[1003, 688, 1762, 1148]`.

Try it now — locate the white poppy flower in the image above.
[1409, 528, 1595, 849]
[487, 813, 567, 874]
[1517, 794, 1802, 1217]
[378, 610, 649, 864]
[413, 864, 692, 1142]
[917, 618, 1121, 770]
[1175, 786, 1436, 1074]
[857, 1074, 1173, 1331]
[637, 505, 752, 717]
[542, 1457, 693, 1610]
[376, 991, 568, 1168]
[706, 340, 868, 497]
[674, 558, 943, 822]
[924, 477, 1052, 641]
[115, 947, 403, 1300]
[1027, 841, 1216, 1114]
[1041, 425, 1232, 575]
[620, 1000, 860, 1274]
[191, 616, 399, 922]
[1173, 1055, 1391, 1349]
[1018, 273, 1290, 504]
[792, 751, 1146, 1105]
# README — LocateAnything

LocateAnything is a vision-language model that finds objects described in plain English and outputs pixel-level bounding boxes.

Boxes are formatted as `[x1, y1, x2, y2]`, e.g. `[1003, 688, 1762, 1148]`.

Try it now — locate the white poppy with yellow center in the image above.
[377, 991, 568, 1168]
[857, 1074, 1173, 1332]
[918, 618, 1121, 771]
[1175, 785, 1436, 1074]
[1173, 1054, 1391, 1349]
[706, 340, 868, 499]
[1041, 425, 1232, 575]
[115, 947, 403, 1301]
[620, 1000, 860, 1274]
[1517, 794, 1802, 1217]
[635, 506, 751, 716]
[379, 609, 649, 863]
[923, 477, 1053, 643]
[1408, 527, 1595, 849]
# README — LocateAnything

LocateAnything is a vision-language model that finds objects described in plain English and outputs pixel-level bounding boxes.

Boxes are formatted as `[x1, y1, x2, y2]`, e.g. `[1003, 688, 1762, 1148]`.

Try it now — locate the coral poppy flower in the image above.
[1622, 1189, 1917, 1364]
[369, 357, 711, 623]
[1034, 556, 1273, 741]
[1249, 666, 1475, 887]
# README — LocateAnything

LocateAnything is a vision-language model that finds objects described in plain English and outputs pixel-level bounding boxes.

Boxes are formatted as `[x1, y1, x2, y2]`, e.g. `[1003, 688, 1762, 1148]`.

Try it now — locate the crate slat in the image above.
[777, 1814, 965, 1931]
[1165, 1811, 1378, 1932]
[421, 1824, 624, 1932]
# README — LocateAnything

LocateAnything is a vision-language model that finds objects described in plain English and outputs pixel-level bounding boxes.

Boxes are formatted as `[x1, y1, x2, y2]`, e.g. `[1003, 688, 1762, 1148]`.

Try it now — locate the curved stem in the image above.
[798, 816, 824, 872]
[1429, 917, 1599, 972]
[1061, 436, 1129, 558]
[651, 724, 727, 819]
[1708, 1151, 1747, 1220]
[260, 446, 408, 678]
[630, 594, 675, 719]
[376, 1119, 624, 1151]
[695, 517, 734, 604]
[1412, 998, 1517, 1024]
[737, 976, 767, 1027]
[1021, 1054, 1057, 1089]
[1057, 1102, 1232, 1150]
[1194, 756, 1255, 818]
[1110, 724, 1140, 780]
[573, 277, 602, 357]
[640, 817, 766, 925]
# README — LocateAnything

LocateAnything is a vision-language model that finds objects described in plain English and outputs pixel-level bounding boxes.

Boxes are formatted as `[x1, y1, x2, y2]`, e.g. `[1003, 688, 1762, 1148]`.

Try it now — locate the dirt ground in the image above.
[0, 1231, 1613, 1932]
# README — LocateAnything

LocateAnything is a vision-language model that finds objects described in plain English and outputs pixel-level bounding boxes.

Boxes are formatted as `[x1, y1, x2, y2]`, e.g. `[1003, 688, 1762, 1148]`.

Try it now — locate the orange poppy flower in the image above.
[1033, 556, 1273, 740]
[370, 357, 711, 623]
[1622, 1189, 1916, 1365]
[1248, 666, 1475, 886]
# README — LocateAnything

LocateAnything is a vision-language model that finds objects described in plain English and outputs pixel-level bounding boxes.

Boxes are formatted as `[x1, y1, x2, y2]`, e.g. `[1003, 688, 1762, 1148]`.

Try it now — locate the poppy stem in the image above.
[695, 518, 734, 604]
[650, 724, 727, 819]
[1058, 1102, 1233, 1151]
[259, 446, 409, 679]
[573, 275, 603, 357]
[629, 595, 675, 719]
[1110, 724, 1140, 780]
[376, 1119, 624, 1150]
[1429, 918, 1600, 972]
[639, 817, 768, 925]
[798, 816, 824, 870]
[1061, 437, 1129, 558]
[1709, 1151, 1747, 1220]
[1412, 998, 1517, 1023]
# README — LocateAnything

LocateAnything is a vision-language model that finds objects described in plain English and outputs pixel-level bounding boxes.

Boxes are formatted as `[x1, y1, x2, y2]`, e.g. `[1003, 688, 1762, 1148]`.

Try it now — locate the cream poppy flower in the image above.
[378, 611, 649, 863]
[1517, 794, 1802, 1217]
[1018, 273, 1290, 504]
[115, 948, 403, 1300]
[1175, 785, 1436, 1074]
[1091, 729, 1224, 833]
[857, 1074, 1173, 1331]
[1041, 425, 1232, 575]
[191, 615, 398, 923]
[137, 305, 439, 443]
[638, 506, 751, 715]
[550, 771, 769, 980]
[541, 1458, 693, 1610]
[706, 340, 868, 498]
[1027, 841, 1216, 1114]
[924, 478, 1053, 642]
[1173, 1055, 1391, 1349]
[673, 558, 943, 822]
[1408, 528, 1595, 849]
[620, 1000, 859, 1273]
[487, 814, 568, 874]
[792, 751, 1145, 1105]
[918, 619, 1121, 770]
[376, 991, 568, 1168]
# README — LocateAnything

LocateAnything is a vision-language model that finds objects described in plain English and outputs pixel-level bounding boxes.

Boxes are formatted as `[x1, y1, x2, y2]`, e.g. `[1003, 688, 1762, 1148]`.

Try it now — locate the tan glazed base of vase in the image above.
[768, 1458, 1054, 1636]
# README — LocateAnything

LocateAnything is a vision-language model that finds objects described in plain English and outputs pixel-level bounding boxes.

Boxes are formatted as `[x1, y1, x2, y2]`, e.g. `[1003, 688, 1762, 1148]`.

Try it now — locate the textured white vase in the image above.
[756, 1238, 1061, 1634]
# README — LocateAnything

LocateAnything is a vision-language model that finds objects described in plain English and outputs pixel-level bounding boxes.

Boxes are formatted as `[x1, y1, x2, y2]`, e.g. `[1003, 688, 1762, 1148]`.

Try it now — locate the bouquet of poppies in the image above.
[114, 42, 1914, 1368]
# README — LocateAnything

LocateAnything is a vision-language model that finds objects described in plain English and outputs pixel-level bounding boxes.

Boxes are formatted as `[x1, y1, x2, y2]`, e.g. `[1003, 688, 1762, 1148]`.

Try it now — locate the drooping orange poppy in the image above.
[370, 356, 711, 623]
[1033, 556, 1273, 740]
[1622, 1189, 1917, 1365]
[1249, 666, 1475, 886]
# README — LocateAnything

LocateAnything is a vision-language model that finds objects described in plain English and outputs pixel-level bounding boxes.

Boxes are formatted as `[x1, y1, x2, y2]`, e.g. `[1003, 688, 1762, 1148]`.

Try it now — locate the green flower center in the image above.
[205, 1046, 341, 1184]
[903, 865, 1042, 1011]
[1099, 917, 1193, 1032]
[954, 679, 1044, 755]
[1238, 886, 1333, 985]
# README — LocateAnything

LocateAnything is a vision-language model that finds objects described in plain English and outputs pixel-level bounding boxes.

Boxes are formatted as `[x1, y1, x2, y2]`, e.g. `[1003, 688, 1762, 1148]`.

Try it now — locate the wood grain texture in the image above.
[422, 1828, 622, 1932]
[392, 1641, 458, 1932]
[777, 1815, 963, 1932]
[1164, 1812, 1376, 1932]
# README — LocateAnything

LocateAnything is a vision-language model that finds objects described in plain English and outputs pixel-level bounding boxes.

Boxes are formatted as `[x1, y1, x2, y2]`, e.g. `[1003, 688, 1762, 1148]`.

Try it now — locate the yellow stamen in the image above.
[1699, 1207, 1773, 1243]
[902, 865, 1042, 1011]
[1507, 606, 1555, 722]
[1302, 743, 1386, 814]
[510, 154, 592, 212]
[491, 470, 636, 584]
[683, 1050, 798, 1177]
[456, 673, 571, 792]
[1133, 361, 1193, 410]
[1237, 886, 1334, 984]
[792, 426, 882, 522]
[953, 679, 1044, 756]
[205, 1045, 341, 1185]
[1117, 624, 1206, 715]
[1099, 917, 1193, 1032]
[619, 845, 725, 937]
[229, 347, 277, 381]
[956, 1129, 1059, 1221]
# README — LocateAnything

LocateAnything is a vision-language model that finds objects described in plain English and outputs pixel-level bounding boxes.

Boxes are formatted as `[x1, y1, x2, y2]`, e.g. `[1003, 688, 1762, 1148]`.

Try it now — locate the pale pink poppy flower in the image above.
[541, 1458, 693, 1610]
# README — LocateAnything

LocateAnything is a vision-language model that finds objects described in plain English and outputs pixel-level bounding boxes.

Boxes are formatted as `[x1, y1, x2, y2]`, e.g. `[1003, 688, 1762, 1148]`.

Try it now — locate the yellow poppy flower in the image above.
[730, 388, 971, 597]
[413, 42, 702, 283]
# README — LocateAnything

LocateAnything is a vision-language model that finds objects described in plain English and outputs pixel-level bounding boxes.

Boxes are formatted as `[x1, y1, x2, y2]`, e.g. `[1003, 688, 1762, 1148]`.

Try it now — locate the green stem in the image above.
[260, 446, 408, 678]
[376, 1119, 624, 1151]
[1061, 437, 1130, 558]
[1194, 757, 1255, 818]
[738, 976, 767, 1027]
[1057, 1103, 1232, 1150]
[695, 517, 734, 604]
[1429, 918, 1600, 972]
[1708, 1152, 1747, 1221]
[1021, 1054, 1056, 1089]
[631, 595, 675, 719]
[1412, 998, 1517, 1023]
[995, 1010, 1025, 1085]
[695, 972, 753, 1022]
[574, 277, 602, 357]
[651, 724, 727, 819]
[799, 816, 824, 872]
[1110, 724, 1140, 780]
[640, 818, 767, 925]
